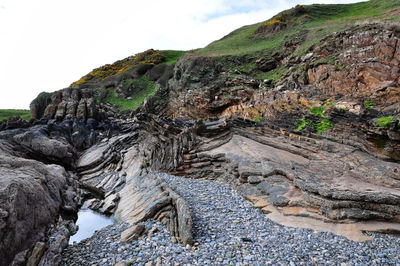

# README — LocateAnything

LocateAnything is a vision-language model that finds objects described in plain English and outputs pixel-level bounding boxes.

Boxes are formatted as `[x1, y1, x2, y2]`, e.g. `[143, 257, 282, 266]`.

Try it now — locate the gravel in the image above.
[62, 173, 400, 266]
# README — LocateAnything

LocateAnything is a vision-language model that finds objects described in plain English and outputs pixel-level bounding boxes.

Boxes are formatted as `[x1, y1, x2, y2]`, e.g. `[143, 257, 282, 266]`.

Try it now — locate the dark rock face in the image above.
[0, 118, 112, 265]
[0, 141, 78, 266]
[167, 55, 261, 119]
[29, 92, 52, 120]
[0, 116, 30, 131]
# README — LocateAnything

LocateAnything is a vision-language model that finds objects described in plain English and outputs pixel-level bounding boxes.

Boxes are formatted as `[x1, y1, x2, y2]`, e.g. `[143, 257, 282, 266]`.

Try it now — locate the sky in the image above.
[0, 0, 362, 109]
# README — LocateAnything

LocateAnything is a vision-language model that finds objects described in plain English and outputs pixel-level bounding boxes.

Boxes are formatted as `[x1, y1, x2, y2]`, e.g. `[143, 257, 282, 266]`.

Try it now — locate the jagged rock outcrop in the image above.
[0, 118, 115, 266]
[75, 115, 195, 244]
[307, 23, 400, 107]
[0, 116, 30, 131]
[29, 49, 173, 122]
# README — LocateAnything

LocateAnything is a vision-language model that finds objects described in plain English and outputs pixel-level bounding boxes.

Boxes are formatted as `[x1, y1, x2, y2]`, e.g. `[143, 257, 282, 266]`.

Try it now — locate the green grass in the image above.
[158, 50, 186, 65]
[313, 118, 333, 134]
[122, 79, 135, 89]
[104, 76, 156, 111]
[295, 116, 308, 132]
[252, 116, 262, 122]
[195, 0, 400, 57]
[308, 106, 325, 116]
[364, 99, 375, 109]
[375, 116, 395, 127]
[0, 109, 31, 121]
[295, 105, 333, 134]
[257, 67, 287, 82]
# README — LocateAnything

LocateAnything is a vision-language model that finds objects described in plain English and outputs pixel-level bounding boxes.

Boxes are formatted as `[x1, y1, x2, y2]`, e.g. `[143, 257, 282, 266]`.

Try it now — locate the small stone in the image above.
[148, 226, 159, 237]
[247, 176, 263, 184]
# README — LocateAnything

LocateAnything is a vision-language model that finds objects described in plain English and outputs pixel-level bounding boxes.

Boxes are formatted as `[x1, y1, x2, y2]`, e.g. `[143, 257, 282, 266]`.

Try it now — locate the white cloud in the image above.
[0, 0, 361, 109]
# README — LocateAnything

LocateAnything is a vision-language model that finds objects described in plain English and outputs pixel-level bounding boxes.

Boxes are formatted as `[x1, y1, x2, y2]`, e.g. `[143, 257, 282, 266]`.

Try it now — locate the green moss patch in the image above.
[375, 116, 395, 128]
[295, 105, 333, 134]
[364, 99, 375, 109]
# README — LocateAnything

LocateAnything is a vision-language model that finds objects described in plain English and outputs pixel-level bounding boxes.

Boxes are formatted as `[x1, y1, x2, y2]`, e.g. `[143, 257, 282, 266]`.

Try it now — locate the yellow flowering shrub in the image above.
[71, 49, 165, 87]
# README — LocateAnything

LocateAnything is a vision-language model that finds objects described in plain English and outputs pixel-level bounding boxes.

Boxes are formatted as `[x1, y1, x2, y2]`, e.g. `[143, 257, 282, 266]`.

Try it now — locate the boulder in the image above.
[120, 224, 146, 242]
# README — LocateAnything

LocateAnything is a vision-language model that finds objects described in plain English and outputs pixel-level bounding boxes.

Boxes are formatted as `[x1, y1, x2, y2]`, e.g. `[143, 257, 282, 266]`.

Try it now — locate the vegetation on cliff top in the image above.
[197, 0, 400, 56]
[160, 50, 186, 65]
[0, 109, 31, 121]
[68, 49, 184, 112]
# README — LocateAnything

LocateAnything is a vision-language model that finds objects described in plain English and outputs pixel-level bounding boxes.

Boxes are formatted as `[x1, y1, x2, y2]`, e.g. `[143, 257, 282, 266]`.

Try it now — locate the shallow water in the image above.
[69, 208, 114, 244]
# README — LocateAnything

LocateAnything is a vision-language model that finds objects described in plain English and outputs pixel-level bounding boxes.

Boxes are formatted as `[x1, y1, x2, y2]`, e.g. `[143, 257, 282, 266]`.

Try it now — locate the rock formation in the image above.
[1, 1, 400, 265]
[0, 119, 115, 265]
[74, 115, 400, 241]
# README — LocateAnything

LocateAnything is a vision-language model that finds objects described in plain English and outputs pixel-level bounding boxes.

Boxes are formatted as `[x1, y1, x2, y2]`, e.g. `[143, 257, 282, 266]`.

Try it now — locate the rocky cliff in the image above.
[1, 0, 400, 265]
[29, 49, 178, 122]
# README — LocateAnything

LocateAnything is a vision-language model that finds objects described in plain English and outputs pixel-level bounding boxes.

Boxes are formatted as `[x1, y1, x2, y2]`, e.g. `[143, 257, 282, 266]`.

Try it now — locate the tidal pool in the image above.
[69, 207, 114, 244]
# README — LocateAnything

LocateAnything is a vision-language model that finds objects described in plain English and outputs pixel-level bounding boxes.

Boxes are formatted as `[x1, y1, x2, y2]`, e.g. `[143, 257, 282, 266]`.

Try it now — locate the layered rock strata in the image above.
[74, 115, 400, 242]
[76, 115, 194, 245]
[163, 24, 400, 162]
[0, 112, 399, 265]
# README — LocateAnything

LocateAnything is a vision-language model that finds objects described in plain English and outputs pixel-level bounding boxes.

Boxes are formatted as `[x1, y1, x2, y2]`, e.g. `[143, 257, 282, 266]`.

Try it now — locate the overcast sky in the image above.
[0, 0, 361, 109]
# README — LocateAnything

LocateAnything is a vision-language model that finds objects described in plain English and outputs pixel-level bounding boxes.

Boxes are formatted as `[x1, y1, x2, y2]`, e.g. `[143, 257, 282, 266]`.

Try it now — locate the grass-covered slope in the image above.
[160, 50, 186, 65]
[196, 0, 400, 56]
[103, 76, 156, 111]
[0, 109, 30, 121]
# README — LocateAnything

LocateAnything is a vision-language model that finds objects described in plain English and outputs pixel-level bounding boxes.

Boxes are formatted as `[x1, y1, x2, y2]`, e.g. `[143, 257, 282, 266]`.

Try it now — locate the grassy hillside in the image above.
[158, 50, 186, 65]
[0, 109, 30, 121]
[196, 0, 400, 56]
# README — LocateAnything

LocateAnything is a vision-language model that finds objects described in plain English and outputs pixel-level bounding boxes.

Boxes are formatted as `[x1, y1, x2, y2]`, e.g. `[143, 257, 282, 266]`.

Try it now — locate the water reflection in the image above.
[69, 207, 114, 244]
